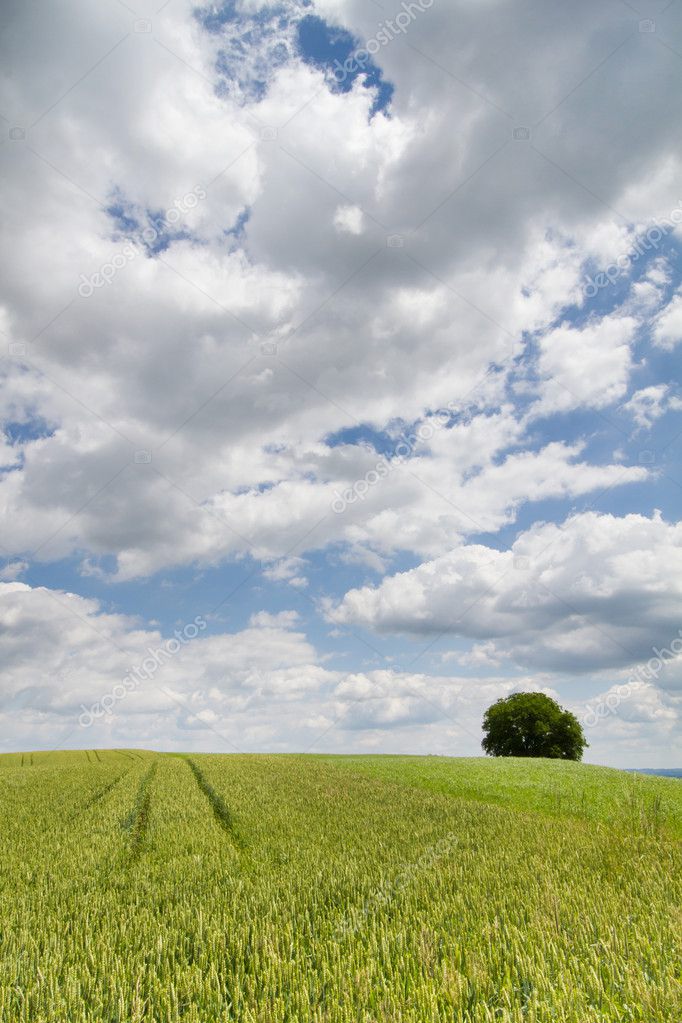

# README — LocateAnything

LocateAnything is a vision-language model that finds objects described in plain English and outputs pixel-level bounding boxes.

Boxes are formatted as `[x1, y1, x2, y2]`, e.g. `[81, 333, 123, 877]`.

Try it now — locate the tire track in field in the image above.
[186, 758, 246, 851]
[69, 769, 132, 823]
[121, 761, 157, 862]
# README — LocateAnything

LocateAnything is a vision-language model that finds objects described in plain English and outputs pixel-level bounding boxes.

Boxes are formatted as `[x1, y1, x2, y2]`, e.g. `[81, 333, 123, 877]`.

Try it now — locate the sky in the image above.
[0, 0, 681, 767]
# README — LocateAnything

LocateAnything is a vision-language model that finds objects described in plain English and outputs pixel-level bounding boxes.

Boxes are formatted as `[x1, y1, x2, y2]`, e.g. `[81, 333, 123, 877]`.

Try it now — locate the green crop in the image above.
[0, 750, 679, 1022]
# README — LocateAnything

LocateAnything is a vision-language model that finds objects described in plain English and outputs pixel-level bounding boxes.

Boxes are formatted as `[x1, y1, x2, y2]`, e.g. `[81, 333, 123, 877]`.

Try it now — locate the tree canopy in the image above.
[482, 692, 587, 760]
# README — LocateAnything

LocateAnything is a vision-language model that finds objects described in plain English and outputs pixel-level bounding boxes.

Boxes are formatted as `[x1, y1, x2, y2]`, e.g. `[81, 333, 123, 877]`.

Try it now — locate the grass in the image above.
[0, 751, 679, 1022]
[316, 754, 682, 838]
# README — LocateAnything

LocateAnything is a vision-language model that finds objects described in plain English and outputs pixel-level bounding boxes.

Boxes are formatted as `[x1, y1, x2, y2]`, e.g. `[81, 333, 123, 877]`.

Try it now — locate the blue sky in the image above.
[1, 0, 681, 765]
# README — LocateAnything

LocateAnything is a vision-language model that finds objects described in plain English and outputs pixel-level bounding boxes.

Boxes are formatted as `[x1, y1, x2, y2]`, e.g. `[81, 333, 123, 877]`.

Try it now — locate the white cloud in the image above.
[579, 681, 682, 767]
[0, 580, 335, 749]
[628, 257, 672, 314]
[333, 204, 365, 234]
[621, 384, 682, 431]
[262, 556, 310, 588]
[530, 315, 638, 417]
[0, 561, 28, 581]
[653, 290, 682, 350]
[330, 670, 546, 732]
[248, 609, 300, 628]
[0, 577, 679, 764]
[330, 512, 682, 673]
[0, 0, 678, 579]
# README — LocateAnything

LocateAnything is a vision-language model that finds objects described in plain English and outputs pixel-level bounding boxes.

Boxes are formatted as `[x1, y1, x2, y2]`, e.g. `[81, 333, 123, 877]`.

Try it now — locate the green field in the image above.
[1, 751, 680, 1022]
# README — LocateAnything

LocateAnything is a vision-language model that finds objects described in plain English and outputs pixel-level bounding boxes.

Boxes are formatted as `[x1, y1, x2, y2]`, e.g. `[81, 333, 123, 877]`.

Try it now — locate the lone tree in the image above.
[482, 692, 587, 760]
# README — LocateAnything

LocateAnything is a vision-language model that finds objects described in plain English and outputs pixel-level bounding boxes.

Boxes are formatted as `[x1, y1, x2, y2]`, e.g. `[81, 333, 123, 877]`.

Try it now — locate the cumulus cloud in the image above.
[330, 670, 548, 733]
[0, 581, 334, 749]
[529, 315, 638, 417]
[262, 556, 310, 588]
[248, 609, 300, 628]
[329, 512, 682, 673]
[333, 204, 365, 234]
[580, 680, 681, 767]
[1, 0, 679, 579]
[653, 290, 682, 350]
[0, 574, 679, 763]
[0, 561, 28, 582]
[621, 384, 682, 431]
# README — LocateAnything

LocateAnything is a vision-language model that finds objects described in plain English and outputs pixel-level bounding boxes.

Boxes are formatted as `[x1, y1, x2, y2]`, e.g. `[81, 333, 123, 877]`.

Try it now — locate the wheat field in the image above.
[0, 750, 680, 1022]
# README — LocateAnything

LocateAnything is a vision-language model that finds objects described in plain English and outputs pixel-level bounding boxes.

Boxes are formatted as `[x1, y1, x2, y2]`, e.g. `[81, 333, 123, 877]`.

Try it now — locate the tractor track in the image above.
[186, 758, 246, 851]
[121, 761, 157, 862]
[70, 769, 132, 824]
